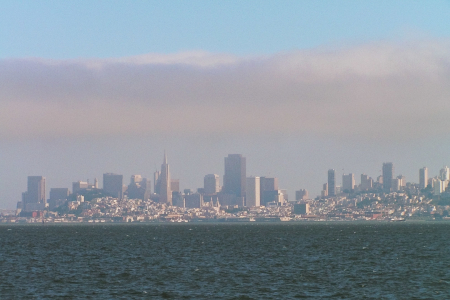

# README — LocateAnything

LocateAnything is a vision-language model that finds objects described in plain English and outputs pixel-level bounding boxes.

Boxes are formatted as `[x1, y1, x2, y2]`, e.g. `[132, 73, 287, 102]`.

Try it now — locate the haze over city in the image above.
[1, 1, 450, 209]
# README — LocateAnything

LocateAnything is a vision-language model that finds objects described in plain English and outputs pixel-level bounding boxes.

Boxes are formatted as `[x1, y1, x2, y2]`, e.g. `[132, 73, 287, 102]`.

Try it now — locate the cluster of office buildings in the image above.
[16, 153, 292, 217]
[321, 163, 449, 198]
[12, 155, 450, 222]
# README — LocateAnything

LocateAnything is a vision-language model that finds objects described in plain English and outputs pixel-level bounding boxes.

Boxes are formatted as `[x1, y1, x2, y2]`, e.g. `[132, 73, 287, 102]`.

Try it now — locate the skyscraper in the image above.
[440, 166, 450, 181]
[223, 154, 246, 198]
[27, 176, 46, 204]
[170, 179, 180, 193]
[103, 173, 124, 199]
[246, 177, 260, 207]
[127, 175, 152, 200]
[342, 173, 355, 192]
[260, 177, 278, 192]
[397, 175, 406, 188]
[382, 162, 394, 192]
[392, 177, 401, 192]
[153, 171, 161, 195]
[49, 188, 69, 202]
[22, 176, 46, 211]
[321, 183, 328, 198]
[204, 174, 220, 195]
[159, 151, 172, 205]
[419, 167, 428, 190]
[295, 189, 309, 200]
[328, 169, 336, 197]
[360, 174, 373, 190]
[131, 175, 142, 185]
[49, 188, 69, 210]
[433, 178, 445, 195]
[259, 177, 279, 206]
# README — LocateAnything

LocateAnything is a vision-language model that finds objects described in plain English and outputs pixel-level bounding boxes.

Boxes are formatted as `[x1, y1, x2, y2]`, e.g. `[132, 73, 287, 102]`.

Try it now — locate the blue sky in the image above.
[1, 0, 450, 59]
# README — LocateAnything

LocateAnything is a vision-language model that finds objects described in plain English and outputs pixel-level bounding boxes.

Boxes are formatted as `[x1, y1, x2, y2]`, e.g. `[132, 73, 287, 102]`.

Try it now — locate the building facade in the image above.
[342, 173, 355, 192]
[382, 162, 394, 192]
[295, 189, 309, 201]
[440, 166, 450, 181]
[204, 174, 220, 195]
[103, 173, 124, 199]
[419, 167, 428, 190]
[360, 174, 373, 190]
[22, 176, 46, 211]
[159, 152, 172, 205]
[223, 154, 246, 198]
[328, 169, 336, 197]
[246, 177, 260, 207]
[49, 188, 70, 209]
[260, 177, 279, 206]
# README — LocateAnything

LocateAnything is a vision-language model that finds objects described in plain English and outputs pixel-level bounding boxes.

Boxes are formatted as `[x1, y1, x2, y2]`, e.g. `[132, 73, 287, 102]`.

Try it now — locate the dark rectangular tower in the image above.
[22, 176, 46, 212]
[328, 169, 336, 197]
[223, 154, 246, 198]
[103, 173, 124, 199]
[26, 176, 46, 204]
[382, 162, 394, 192]
[419, 167, 428, 190]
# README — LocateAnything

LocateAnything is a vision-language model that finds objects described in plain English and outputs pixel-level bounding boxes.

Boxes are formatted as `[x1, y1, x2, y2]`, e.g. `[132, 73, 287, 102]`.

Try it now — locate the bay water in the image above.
[1, 222, 449, 299]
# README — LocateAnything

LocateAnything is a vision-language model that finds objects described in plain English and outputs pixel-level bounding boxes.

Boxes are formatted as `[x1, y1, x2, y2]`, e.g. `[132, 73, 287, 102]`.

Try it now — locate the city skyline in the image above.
[14, 153, 450, 210]
[2, 3, 450, 299]
[10, 154, 450, 223]
[1, 1, 450, 209]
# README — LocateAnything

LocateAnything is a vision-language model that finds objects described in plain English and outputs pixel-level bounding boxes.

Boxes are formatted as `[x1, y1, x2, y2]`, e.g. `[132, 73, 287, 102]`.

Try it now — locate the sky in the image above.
[1, 1, 450, 208]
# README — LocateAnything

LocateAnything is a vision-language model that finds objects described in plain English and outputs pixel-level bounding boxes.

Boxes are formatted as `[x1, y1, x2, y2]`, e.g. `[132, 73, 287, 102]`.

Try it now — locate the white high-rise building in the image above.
[392, 178, 401, 192]
[397, 175, 406, 188]
[246, 177, 260, 207]
[440, 166, 450, 181]
[433, 178, 445, 195]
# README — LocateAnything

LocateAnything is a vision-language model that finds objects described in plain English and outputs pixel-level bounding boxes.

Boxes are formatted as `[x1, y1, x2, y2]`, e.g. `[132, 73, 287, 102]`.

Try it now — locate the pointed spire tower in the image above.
[159, 150, 172, 205]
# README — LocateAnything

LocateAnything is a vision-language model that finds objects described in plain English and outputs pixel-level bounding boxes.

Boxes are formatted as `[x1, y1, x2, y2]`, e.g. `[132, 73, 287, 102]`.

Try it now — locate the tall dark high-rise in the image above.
[260, 177, 279, 206]
[22, 176, 46, 211]
[382, 162, 394, 192]
[49, 188, 69, 209]
[260, 177, 278, 192]
[27, 176, 46, 203]
[419, 167, 428, 190]
[204, 174, 220, 195]
[103, 173, 124, 199]
[342, 173, 355, 192]
[159, 151, 172, 205]
[360, 174, 373, 190]
[49, 188, 69, 202]
[328, 169, 336, 197]
[223, 154, 246, 198]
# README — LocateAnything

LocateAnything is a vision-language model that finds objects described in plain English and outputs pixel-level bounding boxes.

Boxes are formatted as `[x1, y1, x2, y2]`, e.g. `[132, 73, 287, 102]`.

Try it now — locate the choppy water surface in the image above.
[1, 222, 450, 299]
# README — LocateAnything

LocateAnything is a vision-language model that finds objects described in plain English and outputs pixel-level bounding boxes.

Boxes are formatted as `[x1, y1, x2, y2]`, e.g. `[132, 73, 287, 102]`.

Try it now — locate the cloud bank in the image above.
[1, 39, 450, 140]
